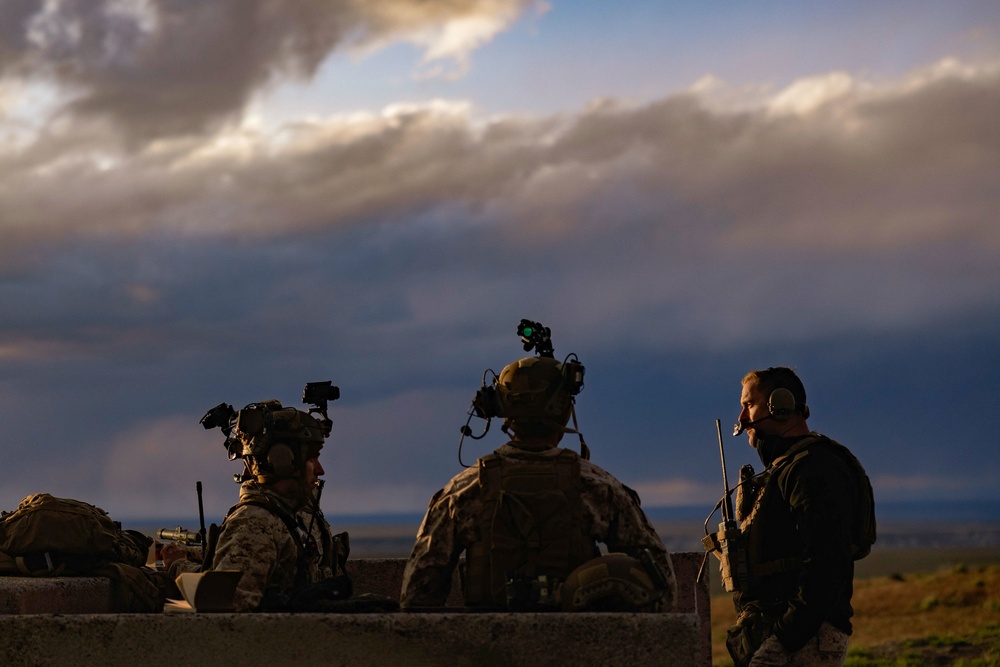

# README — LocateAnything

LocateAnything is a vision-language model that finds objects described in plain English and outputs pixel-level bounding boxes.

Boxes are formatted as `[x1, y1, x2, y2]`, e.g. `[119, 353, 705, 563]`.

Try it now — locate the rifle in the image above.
[699, 419, 749, 593]
[157, 480, 208, 547]
[156, 481, 219, 569]
[155, 526, 202, 545]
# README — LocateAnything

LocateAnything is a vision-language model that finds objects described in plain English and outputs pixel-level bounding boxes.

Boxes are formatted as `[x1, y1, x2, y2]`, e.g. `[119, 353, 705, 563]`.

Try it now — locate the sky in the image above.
[1, 0, 998, 524]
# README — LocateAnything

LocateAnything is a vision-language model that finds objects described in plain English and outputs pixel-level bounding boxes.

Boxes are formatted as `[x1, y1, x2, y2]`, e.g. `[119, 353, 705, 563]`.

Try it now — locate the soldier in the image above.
[401, 321, 676, 612]
[726, 367, 875, 667]
[164, 383, 351, 612]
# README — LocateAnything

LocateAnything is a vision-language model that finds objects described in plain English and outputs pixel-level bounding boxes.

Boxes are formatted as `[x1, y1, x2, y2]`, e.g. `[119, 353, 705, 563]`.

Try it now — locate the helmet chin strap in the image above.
[503, 405, 590, 460]
[304, 479, 325, 545]
[567, 404, 590, 461]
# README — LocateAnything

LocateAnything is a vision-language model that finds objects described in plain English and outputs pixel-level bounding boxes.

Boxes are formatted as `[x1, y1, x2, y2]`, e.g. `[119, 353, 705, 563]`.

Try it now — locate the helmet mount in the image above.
[200, 381, 340, 484]
[459, 320, 589, 467]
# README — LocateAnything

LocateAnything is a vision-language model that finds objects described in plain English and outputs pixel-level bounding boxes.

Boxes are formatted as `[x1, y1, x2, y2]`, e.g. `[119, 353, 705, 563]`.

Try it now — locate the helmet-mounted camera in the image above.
[200, 403, 236, 434]
[201, 381, 340, 483]
[517, 319, 554, 358]
[460, 319, 589, 464]
[303, 380, 339, 436]
[470, 320, 584, 422]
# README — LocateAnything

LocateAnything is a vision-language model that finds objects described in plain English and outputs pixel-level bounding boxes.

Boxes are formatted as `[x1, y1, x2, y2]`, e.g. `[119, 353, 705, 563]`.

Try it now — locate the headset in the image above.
[459, 320, 588, 465]
[733, 387, 810, 436]
[200, 381, 339, 482]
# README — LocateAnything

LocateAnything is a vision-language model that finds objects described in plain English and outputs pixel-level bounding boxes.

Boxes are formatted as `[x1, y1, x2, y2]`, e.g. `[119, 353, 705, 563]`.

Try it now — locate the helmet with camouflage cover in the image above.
[228, 400, 329, 484]
[467, 320, 586, 446]
[201, 383, 338, 485]
[494, 356, 578, 438]
[558, 553, 665, 612]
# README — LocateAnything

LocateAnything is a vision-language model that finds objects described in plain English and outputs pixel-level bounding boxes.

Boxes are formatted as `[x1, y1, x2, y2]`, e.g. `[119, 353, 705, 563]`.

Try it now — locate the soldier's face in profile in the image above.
[739, 382, 774, 445]
[305, 456, 324, 488]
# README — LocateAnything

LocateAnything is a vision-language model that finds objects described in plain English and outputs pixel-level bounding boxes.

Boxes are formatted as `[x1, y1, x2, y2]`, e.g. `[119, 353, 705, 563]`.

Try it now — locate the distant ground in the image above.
[709, 547, 1000, 666]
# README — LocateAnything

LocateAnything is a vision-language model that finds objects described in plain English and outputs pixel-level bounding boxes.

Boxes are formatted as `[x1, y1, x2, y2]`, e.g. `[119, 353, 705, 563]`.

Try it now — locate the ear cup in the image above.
[472, 386, 504, 419]
[267, 443, 295, 478]
[768, 388, 797, 420]
[768, 388, 809, 420]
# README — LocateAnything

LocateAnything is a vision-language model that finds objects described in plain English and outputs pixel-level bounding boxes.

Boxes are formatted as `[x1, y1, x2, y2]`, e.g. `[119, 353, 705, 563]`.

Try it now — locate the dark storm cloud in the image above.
[1, 61, 998, 515]
[4, 61, 998, 343]
[0, 0, 540, 141]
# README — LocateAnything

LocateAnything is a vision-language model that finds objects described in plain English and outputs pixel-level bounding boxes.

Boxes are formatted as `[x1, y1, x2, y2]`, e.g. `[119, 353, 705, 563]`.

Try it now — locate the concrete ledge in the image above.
[0, 611, 703, 667]
[0, 553, 711, 666]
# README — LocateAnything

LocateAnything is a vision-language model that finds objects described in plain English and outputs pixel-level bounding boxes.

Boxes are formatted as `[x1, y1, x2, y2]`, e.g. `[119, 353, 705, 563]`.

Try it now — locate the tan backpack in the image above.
[0, 493, 162, 612]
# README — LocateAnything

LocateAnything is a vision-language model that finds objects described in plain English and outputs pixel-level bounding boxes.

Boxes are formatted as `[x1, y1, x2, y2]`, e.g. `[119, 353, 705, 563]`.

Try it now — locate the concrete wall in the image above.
[0, 552, 712, 666]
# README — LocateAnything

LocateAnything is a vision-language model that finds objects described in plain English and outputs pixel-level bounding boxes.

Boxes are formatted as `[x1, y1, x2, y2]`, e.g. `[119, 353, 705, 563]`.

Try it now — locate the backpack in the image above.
[774, 436, 877, 560]
[826, 438, 877, 559]
[0, 493, 162, 612]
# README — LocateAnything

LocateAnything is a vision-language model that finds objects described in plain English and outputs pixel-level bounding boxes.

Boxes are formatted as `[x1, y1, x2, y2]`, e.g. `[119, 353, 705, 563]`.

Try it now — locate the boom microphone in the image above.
[733, 415, 774, 437]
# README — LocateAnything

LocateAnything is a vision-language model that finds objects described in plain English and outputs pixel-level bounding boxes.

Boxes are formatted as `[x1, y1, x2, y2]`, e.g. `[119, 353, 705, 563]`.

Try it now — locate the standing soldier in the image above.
[721, 366, 875, 666]
[401, 321, 675, 612]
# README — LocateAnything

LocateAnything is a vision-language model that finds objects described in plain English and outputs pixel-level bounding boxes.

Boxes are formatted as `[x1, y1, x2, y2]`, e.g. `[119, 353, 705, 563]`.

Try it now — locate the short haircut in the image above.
[741, 367, 808, 415]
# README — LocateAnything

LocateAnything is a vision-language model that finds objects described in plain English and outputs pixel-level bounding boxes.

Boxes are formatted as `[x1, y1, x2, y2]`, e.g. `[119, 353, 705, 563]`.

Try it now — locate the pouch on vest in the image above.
[464, 451, 596, 608]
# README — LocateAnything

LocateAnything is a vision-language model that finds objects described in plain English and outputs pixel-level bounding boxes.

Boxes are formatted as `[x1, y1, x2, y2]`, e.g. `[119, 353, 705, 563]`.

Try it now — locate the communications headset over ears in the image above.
[766, 387, 809, 421]
[733, 383, 810, 437]
[200, 381, 340, 484]
[459, 319, 588, 466]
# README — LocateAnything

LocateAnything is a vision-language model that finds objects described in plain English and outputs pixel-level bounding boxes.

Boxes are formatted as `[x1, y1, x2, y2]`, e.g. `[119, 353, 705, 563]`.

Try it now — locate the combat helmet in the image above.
[559, 553, 666, 612]
[201, 381, 340, 484]
[463, 320, 588, 456]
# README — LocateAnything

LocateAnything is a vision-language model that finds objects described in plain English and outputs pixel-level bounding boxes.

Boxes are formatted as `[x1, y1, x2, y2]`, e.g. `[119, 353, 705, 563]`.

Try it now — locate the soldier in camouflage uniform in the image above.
[401, 323, 675, 612]
[165, 389, 349, 612]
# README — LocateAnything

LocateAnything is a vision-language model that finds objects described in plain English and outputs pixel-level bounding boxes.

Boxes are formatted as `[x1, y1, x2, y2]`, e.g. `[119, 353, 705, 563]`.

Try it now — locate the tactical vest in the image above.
[741, 435, 876, 590]
[204, 496, 347, 590]
[463, 449, 598, 609]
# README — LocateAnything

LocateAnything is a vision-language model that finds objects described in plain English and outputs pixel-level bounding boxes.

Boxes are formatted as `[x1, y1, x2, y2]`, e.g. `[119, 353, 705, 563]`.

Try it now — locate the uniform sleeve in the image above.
[772, 451, 855, 651]
[401, 469, 483, 608]
[581, 464, 678, 611]
[211, 506, 285, 612]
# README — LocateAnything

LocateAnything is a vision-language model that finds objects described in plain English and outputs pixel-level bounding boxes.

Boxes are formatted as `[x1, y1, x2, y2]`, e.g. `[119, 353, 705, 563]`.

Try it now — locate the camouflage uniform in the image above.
[212, 482, 335, 612]
[749, 624, 850, 666]
[401, 442, 676, 610]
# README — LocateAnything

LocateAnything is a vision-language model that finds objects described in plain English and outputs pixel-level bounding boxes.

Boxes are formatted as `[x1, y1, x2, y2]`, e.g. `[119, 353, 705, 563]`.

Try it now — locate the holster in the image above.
[725, 610, 776, 667]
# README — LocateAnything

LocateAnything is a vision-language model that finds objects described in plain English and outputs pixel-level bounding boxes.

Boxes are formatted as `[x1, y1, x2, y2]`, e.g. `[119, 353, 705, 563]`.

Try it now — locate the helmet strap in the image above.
[567, 404, 590, 460]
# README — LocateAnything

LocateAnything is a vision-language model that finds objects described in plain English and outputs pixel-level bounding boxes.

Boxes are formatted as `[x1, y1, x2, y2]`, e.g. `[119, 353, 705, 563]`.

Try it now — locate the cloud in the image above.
[628, 479, 720, 508]
[870, 473, 983, 501]
[3, 58, 998, 358]
[95, 415, 235, 520]
[357, 0, 550, 79]
[2, 55, 999, 516]
[0, 0, 541, 141]
[5, 58, 998, 246]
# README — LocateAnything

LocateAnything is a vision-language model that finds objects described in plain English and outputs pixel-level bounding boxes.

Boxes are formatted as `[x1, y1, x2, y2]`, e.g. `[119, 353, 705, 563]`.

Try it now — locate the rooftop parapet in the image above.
[0, 552, 710, 666]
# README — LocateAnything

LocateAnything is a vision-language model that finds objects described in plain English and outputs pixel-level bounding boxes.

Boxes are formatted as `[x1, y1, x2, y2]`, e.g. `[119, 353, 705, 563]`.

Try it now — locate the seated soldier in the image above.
[163, 383, 351, 612]
[401, 321, 676, 612]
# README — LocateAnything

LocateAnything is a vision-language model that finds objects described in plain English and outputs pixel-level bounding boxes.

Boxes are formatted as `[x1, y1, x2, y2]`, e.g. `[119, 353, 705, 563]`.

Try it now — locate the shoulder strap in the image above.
[227, 498, 310, 588]
[770, 435, 820, 469]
